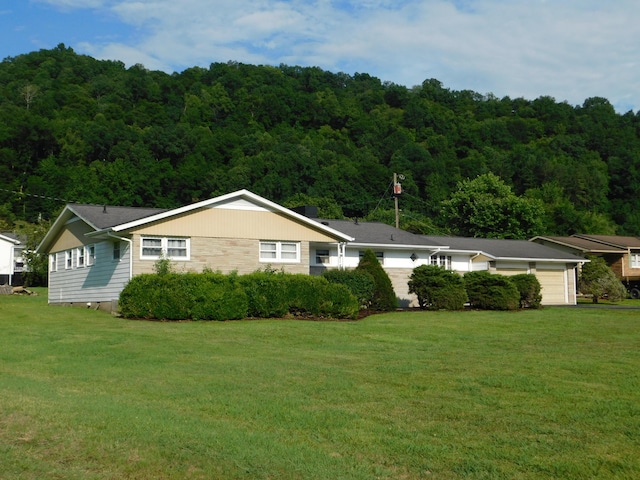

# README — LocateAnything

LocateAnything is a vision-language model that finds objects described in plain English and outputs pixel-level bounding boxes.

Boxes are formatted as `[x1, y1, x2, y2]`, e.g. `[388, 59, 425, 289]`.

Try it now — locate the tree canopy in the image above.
[2, 45, 640, 238]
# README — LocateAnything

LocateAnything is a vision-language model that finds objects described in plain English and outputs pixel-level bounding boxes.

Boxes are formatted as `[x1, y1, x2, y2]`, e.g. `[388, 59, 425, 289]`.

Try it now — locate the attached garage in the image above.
[536, 268, 568, 305]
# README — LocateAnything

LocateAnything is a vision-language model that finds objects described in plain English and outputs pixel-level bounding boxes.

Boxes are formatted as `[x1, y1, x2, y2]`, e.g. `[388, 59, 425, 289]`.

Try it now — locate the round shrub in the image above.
[464, 271, 519, 311]
[510, 273, 542, 309]
[408, 265, 468, 310]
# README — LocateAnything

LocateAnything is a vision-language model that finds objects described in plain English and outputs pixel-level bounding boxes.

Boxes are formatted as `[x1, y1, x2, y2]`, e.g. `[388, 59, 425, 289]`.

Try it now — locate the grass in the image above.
[1, 290, 639, 479]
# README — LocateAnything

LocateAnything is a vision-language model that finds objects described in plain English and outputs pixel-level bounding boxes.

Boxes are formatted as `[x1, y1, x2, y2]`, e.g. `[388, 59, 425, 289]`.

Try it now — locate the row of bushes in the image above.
[118, 271, 360, 321]
[408, 265, 542, 311]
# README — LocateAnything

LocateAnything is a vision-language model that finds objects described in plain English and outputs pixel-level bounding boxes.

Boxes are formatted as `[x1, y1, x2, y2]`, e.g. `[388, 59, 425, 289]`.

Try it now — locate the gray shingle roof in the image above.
[68, 204, 168, 230]
[314, 218, 447, 247]
[423, 236, 585, 260]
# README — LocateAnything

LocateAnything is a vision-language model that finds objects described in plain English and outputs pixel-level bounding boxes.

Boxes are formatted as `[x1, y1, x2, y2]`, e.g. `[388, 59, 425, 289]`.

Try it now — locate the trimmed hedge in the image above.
[510, 273, 542, 309]
[241, 272, 359, 319]
[119, 272, 248, 321]
[322, 269, 375, 308]
[464, 271, 520, 311]
[120, 271, 359, 321]
[408, 265, 468, 310]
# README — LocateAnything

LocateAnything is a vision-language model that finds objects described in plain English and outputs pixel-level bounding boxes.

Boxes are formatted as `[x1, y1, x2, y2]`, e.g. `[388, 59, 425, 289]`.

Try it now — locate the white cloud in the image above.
[58, 0, 640, 111]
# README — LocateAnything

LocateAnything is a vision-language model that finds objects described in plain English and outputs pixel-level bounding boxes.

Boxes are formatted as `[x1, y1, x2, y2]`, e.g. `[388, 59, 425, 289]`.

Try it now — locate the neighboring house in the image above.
[36, 190, 585, 311]
[36, 190, 352, 310]
[0, 232, 24, 286]
[531, 234, 640, 297]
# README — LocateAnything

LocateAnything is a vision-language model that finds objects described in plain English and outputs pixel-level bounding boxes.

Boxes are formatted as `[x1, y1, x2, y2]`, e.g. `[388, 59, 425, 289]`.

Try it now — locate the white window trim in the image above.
[259, 241, 301, 263]
[630, 253, 640, 269]
[50, 253, 58, 272]
[65, 250, 73, 269]
[87, 245, 96, 266]
[77, 246, 86, 267]
[140, 236, 191, 261]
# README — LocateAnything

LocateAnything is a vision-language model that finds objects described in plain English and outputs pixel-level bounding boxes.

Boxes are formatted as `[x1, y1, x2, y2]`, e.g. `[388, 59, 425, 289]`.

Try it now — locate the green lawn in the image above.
[1, 291, 639, 479]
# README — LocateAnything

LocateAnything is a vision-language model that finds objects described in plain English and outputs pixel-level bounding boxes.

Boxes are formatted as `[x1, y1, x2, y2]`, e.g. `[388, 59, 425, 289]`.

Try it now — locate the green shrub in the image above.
[408, 265, 468, 310]
[283, 274, 358, 319]
[579, 255, 628, 303]
[119, 272, 248, 320]
[464, 271, 519, 311]
[355, 249, 397, 311]
[239, 271, 290, 318]
[118, 274, 160, 319]
[510, 273, 542, 309]
[322, 269, 375, 308]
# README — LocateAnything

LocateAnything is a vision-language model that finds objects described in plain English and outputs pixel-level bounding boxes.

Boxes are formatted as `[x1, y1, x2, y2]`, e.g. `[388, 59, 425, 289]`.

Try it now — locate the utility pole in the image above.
[392, 173, 402, 229]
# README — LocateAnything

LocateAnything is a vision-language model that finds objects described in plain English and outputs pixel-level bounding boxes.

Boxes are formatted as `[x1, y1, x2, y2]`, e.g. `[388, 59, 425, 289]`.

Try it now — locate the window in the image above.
[259, 241, 300, 262]
[113, 241, 121, 260]
[316, 249, 330, 264]
[77, 247, 85, 267]
[631, 253, 640, 269]
[65, 250, 73, 269]
[141, 238, 161, 257]
[430, 255, 452, 270]
[140, 237, 190, 260]
[167, 238, 188, 258]
[87, 245, 95, 266]
[50, 253, 57, 272]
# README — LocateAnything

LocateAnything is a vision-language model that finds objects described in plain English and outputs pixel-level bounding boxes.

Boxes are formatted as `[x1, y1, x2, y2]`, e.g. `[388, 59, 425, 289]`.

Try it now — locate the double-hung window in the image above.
[65, 250, 73, 269]
[259, 241, 300, 262]
[631, 253, 640, 269]
[50, 253, 58, 272]
[430, 254, 452, 270]
[141, 237, 190, 260]
[87, 245, 96, 266]
[77, 246, 85, 267]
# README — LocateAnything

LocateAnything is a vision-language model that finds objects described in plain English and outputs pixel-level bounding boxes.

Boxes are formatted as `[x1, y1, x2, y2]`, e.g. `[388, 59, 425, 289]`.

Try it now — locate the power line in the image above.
[0, 187, 77, 205]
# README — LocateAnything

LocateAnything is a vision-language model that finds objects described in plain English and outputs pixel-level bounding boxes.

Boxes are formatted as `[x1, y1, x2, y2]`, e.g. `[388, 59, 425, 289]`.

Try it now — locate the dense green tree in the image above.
[0, 46, 639, 237]
[440, 173, 545, 239]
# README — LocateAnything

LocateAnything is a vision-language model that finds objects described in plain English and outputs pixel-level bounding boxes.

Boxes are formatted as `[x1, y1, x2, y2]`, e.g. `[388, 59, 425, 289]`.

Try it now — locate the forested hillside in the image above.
[2, 44, 640, 237]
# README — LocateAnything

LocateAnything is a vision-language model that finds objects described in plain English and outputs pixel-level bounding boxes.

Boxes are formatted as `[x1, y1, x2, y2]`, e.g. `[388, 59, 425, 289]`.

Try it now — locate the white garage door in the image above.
[536, 269, 567, 305]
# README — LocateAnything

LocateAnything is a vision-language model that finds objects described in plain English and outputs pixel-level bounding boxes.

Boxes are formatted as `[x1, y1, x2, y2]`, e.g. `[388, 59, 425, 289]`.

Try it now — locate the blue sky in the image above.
[2, 0, 640, 113]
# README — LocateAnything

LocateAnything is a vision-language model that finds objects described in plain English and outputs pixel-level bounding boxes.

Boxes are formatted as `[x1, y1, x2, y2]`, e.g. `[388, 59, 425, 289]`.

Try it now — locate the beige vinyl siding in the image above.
[495, 268, 529, 276]
[48, 240, 131, 306]
[132, 236, 311, 275]
[49, 219, 95, 252]
[131, 208, 338, 242]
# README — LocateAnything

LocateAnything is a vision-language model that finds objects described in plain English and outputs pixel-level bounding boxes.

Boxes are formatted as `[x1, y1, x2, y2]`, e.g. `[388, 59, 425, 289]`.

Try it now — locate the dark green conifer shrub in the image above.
[464, 271, 519, 310]
[355, 249, 397, 311]
[510, 273, 542, 309]
[408, 264, 468, 310]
